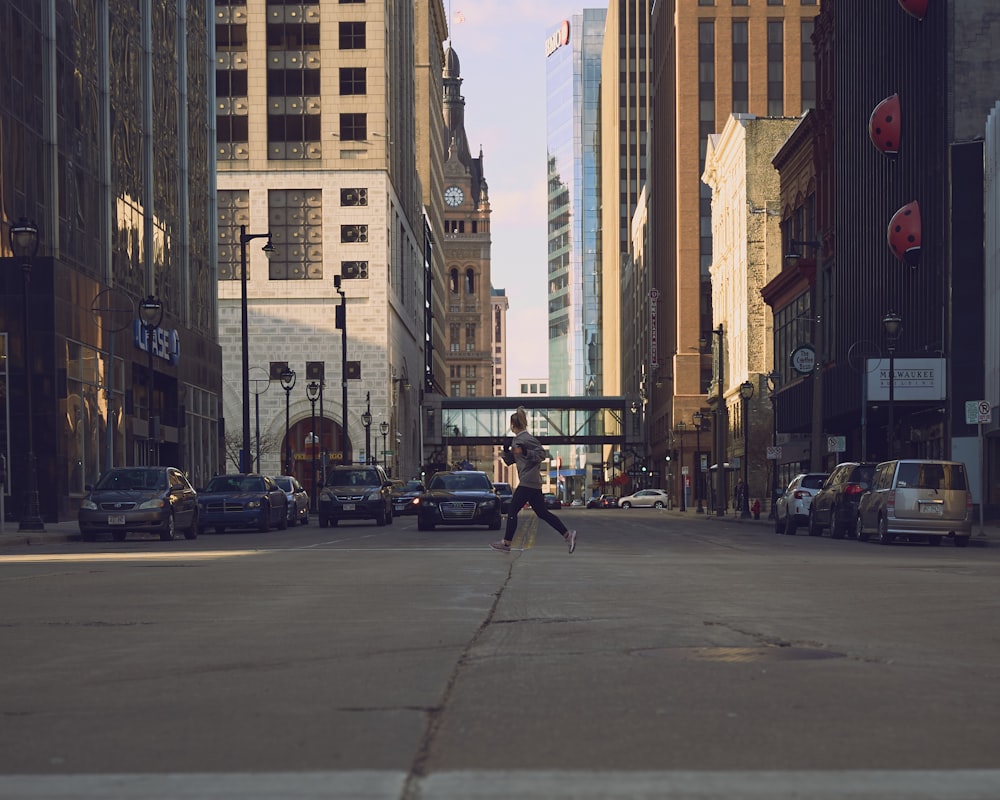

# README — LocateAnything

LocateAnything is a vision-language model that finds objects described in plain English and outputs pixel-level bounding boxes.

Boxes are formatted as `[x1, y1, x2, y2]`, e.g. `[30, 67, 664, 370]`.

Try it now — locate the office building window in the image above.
[339, 113, 367, 141]
[801, 18, 816, 110]
[767, 20, 784, 116]
[217, 190, 249, 281]
[339, 21, 365, 50]
[732, 20, 748, 114]
[339, 67, 366, 95]
[268, 189, 323, 280]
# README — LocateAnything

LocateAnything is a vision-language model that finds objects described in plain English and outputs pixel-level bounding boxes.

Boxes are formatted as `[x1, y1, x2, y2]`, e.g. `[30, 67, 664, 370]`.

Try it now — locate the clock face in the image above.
[444, 186, 464, 206]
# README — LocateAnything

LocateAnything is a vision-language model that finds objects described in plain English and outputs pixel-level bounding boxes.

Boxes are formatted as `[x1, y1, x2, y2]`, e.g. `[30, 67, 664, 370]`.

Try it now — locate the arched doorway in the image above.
[285, 416, 351, 496]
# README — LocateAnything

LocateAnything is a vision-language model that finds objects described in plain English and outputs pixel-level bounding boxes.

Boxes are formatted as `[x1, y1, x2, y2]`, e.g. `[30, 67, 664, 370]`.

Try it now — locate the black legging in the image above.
[505, 485, 567, 542]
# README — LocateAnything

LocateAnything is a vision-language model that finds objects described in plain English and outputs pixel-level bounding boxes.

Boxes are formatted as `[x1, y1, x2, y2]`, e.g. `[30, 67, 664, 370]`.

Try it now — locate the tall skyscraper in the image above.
[0, 0, 220, 519]
[545, 10, 607, 399]
[649, 0, 820, 467]
[214, 0, 436, 481]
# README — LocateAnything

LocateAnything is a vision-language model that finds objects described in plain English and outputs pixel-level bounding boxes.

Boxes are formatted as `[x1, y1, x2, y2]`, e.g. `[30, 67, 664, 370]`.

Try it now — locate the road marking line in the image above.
[1, 770, 998, 799]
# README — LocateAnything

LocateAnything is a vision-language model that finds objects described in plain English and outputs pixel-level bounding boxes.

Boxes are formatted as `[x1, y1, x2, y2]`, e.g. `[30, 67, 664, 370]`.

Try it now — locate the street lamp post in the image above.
[739, 379, 755, 519]
[239, 225, 274, 473]
[676, 421, 686, 512]
[249, 367, 269, 472]
[882, 311, 902, 459]
[335, 276, 349, 464]
[379, 420, 389, 472]
[280, 367, 296, 474]
[767, 370, 781, 519]
[306, 381, 320, 511]
[9, 218, 44, 530]
[138, 295, 163, 467]
[788, 238, 824, 473]
[693, 411, 704, 513]
[361, 392, 372, 465]
[703, 324, 725, 516]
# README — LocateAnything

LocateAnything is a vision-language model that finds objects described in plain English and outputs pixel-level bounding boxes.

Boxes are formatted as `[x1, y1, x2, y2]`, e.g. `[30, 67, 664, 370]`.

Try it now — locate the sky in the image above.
[444, 0, 607, 393]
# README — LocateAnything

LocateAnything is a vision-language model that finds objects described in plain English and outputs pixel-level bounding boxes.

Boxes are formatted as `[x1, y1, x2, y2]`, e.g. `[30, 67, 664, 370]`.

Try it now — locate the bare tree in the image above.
[223, 431, 280, 473]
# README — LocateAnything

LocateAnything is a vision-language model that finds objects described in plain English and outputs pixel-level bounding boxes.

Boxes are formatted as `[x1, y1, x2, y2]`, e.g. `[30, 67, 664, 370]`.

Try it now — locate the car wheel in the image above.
[258, 504, 271, 532]
[277, 506, 288, 530]
[785, 516, 797, 536]
[112, 530, 127, 542]
[375, 506, 387, 526]
[877, 516, 894, 545]
[184, 511, 199, 540]
[654, 501, 664, 509]
[808, 509, 822, 536]
[774, 514, 785, 534]
[926, 535, 942, 547]
[954, 535, 970, 548]
[856, 514, 869, 542]
[318, 514, 328, 528]
[300, 511, 309, 526]
[830, 508, 847, 540]
[160, 512, 176, 541]
[620, 501, 632, 509]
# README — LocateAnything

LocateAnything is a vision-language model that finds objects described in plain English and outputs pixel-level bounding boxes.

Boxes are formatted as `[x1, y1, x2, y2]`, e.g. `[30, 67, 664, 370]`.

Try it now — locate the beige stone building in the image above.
[702, 114, 799, 512]
[214, 0, 444, 485]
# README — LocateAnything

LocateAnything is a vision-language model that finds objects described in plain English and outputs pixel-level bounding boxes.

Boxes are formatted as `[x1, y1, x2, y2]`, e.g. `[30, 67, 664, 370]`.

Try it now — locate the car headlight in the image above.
[246, 500, 261, 509]
[81, 498, 97, 511]
[480, 498, 498, 508]
[139, 498, 165, 510]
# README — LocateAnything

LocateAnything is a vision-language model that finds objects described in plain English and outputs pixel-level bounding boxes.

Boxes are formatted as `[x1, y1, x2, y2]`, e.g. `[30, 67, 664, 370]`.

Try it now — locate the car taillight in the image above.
[966, 491, 973, 517]
[845, 484, 863, 497]
[887, 489, 895, 512]
[794, 490, 807, 499]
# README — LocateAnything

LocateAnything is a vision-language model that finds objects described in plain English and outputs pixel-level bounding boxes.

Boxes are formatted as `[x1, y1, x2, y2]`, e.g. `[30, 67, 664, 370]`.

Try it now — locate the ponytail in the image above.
[511, 406, 528, 431]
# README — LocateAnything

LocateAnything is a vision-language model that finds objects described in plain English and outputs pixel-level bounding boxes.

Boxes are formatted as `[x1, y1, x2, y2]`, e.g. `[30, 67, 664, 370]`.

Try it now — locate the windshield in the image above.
[326, 470, 382, 487]
[95, 468, 166, 492]
[431, 473, 492, 492]
[205, 475, 266, 493]
[273, 477, 292, 492]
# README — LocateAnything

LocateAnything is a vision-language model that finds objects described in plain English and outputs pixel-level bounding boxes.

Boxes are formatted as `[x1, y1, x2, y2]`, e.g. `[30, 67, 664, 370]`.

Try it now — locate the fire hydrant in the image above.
[751, 499, 761, 520]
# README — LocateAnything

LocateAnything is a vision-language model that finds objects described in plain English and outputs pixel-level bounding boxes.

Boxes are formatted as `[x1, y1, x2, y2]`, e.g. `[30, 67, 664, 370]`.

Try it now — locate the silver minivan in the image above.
[855, 459, 972, 547]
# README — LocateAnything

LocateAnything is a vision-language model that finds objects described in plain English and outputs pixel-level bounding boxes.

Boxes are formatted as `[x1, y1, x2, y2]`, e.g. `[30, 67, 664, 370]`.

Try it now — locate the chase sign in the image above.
[133, 320, 180, 366]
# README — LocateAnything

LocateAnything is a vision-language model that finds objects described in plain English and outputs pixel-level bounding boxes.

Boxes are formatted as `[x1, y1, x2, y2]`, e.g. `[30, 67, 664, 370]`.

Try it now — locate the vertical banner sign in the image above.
[649, 288, 659, 370]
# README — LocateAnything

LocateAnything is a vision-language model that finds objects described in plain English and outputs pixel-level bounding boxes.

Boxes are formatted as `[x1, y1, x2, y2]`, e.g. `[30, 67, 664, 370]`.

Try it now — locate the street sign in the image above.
[966, 400, 992, 425]
[827, 436, 846, 453]
[766, 446, 782, 460]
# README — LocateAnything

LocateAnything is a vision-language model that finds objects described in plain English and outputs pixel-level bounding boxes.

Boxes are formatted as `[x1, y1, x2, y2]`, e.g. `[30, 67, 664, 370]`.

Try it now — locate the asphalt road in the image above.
[1, 509, 998, 799]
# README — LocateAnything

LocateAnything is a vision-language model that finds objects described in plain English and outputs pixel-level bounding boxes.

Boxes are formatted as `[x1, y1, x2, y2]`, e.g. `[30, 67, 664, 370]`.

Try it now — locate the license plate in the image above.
[342, 503, 355, 511]
[108, 515, 126, 525]
[394, 504, 406, 511]
[921, 504, 943, 515]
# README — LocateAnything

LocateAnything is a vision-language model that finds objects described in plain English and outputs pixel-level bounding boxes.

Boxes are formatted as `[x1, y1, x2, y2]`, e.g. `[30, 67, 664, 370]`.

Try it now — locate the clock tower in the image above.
[440, 43, 496, 470]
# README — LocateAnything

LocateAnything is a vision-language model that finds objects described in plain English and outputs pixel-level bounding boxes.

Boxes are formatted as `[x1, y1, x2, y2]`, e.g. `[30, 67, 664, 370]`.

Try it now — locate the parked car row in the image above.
[775, 459, 973, 547]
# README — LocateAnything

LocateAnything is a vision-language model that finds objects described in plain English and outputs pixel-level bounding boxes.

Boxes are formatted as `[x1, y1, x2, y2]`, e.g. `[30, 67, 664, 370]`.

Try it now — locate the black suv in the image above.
[318, 465, 393, 527]
[807, 462, 878, 539]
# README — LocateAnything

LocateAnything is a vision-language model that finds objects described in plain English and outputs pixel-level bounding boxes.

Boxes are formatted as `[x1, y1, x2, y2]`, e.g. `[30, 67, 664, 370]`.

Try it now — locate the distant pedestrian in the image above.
[491, 407, 576, 554]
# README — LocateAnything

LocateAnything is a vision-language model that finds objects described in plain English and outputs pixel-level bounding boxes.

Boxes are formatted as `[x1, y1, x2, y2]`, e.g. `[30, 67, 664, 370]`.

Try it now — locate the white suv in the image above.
[775, 472, 828, 535]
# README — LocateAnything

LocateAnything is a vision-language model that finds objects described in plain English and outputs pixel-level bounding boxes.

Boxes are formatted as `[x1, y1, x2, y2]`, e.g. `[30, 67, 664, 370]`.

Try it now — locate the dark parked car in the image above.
[774, 473, 828, 535]
[493, 482, 513, 514]
[587, 494, 619, 509]
[416, 471, 502, 531]
[807, 462, 878, 539]
[198, 474, 288, 534]
[392, 479, 426, 516]
[543, 492, 562, 509]
[78, 466, 199, 542]
[319, 465, 393, 527]
[273, 475, 310, 526]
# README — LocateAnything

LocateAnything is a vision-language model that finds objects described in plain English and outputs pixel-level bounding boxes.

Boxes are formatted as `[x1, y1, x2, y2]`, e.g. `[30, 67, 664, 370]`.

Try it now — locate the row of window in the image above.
[699, 0, 816, 5]
[217, 188, 373, 281]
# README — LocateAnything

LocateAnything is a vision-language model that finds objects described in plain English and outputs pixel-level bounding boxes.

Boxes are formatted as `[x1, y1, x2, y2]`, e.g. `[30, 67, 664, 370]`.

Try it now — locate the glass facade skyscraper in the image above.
[545, 10, 606, 398]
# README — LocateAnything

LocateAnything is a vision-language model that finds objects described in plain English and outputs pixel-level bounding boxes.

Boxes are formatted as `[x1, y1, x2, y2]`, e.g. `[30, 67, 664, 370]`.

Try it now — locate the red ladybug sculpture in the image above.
[898, 0, 929, 21]
[887, 201, 921, 267]
[869, 94, 900, 158]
